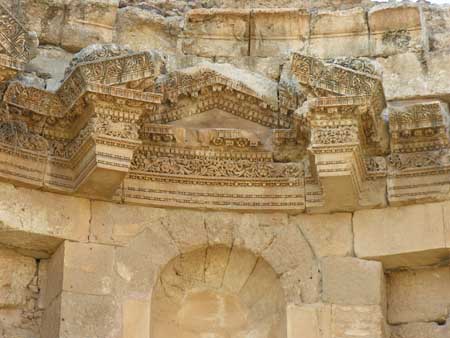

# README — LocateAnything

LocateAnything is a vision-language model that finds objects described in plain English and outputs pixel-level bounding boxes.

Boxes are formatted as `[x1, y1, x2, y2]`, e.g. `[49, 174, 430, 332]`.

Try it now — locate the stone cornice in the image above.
[1, 7, 450, 211]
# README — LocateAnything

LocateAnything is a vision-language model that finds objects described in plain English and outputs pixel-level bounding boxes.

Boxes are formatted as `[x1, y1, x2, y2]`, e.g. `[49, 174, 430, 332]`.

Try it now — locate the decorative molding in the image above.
[0, 9, 447, 211]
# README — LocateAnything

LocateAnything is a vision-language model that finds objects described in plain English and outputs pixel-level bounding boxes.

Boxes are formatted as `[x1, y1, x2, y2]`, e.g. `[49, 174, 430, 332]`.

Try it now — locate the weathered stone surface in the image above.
[309, 8, 369, 58]
[114, 226, 178, 296]
[379, 51, 450, 101]
[440, 200, 450, 249]
[58, 292, 118, 338]
[90, 201, 168, 246]
[423, 4, 450, 52]
[0, 248, 36, 307]
[287, 303, 331, 338]
[292, 213, 353, 257]
[114, 6, 179, 53]
[62, 241, 114, 296]
[331, 305, 388, 338]
[353, 203, 447, 269]
[60, 0, 118, 52]
[182, 9, 249, 58]
[387, 267, 450, 324]
[123, 298, 151, 338]
[391, 322, 450, 338]
[321, 257, 385, 307]
[25, 46, 73, 91]
[368, 4, 425, 57]
[13, 0, 66, 46]
[250, 9, 309, 57]
[0, 183, 90, 252]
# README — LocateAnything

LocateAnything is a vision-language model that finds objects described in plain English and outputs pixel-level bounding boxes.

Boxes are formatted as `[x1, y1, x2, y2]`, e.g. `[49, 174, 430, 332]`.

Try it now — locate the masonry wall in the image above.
[0, 247, 43, 338]
[0, 180, 447, 337]
[2, 1, 450, 338]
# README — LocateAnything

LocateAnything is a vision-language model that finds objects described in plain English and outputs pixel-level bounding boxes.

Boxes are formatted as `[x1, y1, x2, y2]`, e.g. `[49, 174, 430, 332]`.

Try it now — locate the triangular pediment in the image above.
[169, 109, 273, 146]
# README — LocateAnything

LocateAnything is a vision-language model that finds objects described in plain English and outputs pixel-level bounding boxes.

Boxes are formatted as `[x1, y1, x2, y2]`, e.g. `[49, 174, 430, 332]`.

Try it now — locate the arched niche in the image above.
[150, 245, 287, 338]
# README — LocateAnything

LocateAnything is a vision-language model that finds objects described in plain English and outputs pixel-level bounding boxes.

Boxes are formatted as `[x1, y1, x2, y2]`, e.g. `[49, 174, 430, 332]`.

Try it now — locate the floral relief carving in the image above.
[131, 153, 303, 179]
[312, 125, 359, 145]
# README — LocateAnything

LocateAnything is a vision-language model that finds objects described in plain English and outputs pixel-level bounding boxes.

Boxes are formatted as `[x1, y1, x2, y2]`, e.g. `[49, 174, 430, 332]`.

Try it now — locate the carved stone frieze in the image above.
[289, 53, 388, 211]
[131, 153, 302, 179]
[0, 6, 448, 211]
[387, 100, 450, 204]
[0, 3, 36, 81]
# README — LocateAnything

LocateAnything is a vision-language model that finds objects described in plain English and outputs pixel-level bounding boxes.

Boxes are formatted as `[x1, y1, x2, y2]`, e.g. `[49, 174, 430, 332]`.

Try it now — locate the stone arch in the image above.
[150, 245, 287, 338]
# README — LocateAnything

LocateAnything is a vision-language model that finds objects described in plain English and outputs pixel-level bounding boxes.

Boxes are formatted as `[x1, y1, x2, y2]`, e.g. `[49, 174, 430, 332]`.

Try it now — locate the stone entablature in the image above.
[0, 2, 450, 212]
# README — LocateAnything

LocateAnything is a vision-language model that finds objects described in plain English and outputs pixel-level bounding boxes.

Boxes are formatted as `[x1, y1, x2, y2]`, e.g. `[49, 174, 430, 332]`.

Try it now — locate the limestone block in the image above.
[261, 222, 320, 303]
[280, 264, 321, 305]
[114, 6, 179, 53]
[0, 182, 90, 250]
[424, 5, 450, 51]
[59, 292, 118, 338]
[221, 247, 258, 293]
[63, 241, 114, 296]
[309, 8, 369, 58]
[291, 213, 353, 257]
[203, 212, 235, 247]
[0, 231, 62, 259]
[250, 9, 309, 57]
[114, 227, 178, 295]
[391, 322, 450, 338]
[238, 258, 280, 309]
[44, 241, 115, 308]
[353, 202, 447, 269]
[123, 298, 150, 338]
[0, 248, 36, 307]
[45, 243, 65, 308]
[61, 0, 118, 52]
[90, 201, 168, 246]
[261, 222, 314, 274]
[234, 213, 289, 255]
[379, 51, 450, 101]
[40, 293, 61, 338]
[443, 201, 450, 249]
[331, 305, 388, 338]
[182, 9, 250, 58]
[164, 209, 207, 252]
[0, 308, 39, 338]
[37, 259, 49, 310]
[204, 245, 231, 289]
[287, 304, 331, 338]
[15, 0, 66, 45]
[369, 4, 425, 57]
[387, 267, 450, 324]
[321, 257, 385, 307]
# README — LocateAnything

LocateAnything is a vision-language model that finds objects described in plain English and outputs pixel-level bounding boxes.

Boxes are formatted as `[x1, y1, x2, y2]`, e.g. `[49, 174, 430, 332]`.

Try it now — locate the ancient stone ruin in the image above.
[1, 0, 450, 337]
